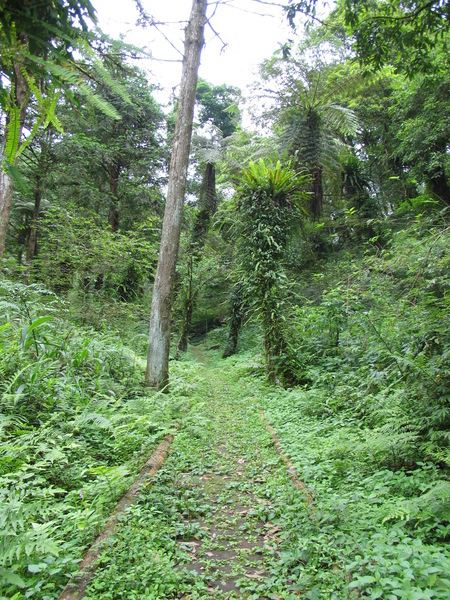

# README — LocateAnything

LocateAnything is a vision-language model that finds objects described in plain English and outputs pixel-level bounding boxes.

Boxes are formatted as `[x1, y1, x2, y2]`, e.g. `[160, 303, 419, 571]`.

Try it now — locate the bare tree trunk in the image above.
[145, 0, 207, 389]
[0, 62, 29, 266]
[310, 165, 323, 220]
[222, 287, 243, 358]
[18, 213, 29, 264]
[25, 174, 42, 280]
[0, 167, 15, 263]
[108, 161, 121, 232]
[177, 161, 216, 354]
[192, 162, 216, 243]
[176, 255, 194, 355]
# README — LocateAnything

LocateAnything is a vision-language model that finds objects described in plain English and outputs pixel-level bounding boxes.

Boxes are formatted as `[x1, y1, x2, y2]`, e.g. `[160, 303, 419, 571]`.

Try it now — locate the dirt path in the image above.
[83, 352, 311, 599]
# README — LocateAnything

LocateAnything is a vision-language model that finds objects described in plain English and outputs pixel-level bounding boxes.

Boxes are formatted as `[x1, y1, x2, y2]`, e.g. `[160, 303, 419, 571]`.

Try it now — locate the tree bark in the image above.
[108, 160, 121, 232]
[25, 174, 42, 279]
[176, 254, 194, 355]
[177, 162, 216, 354]
[222, 286, 243, 358]
[145, 0, 207, 389]
[176, 296, 194, 354]
[310, 165, 323, 220]
[0, 62, 29, 266]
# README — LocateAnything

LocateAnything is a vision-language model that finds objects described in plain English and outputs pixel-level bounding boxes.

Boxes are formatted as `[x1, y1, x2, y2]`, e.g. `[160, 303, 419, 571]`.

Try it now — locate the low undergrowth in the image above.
[219, 210, 450, 599]
[218, 348, 449, 599]
[0, 281, 205, 600]
[83, 350, 319, 600]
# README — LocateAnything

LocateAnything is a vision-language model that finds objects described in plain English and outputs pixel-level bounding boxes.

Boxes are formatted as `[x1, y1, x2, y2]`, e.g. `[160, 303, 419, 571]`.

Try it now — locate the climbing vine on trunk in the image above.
[236, 159, 310, 383]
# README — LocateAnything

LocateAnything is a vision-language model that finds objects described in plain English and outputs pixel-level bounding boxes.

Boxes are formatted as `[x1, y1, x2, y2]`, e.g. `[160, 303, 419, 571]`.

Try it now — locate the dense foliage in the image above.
[0, 0, 449, 598]
[0, 281, 204, 598]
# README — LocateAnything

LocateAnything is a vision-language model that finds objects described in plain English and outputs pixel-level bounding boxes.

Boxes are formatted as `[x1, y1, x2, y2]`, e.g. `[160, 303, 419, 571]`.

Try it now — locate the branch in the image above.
[217, 0, 276, 18]
[153, 23, 184, 59]
[359, 0, 443, 24]
[205, 12, 228, 53]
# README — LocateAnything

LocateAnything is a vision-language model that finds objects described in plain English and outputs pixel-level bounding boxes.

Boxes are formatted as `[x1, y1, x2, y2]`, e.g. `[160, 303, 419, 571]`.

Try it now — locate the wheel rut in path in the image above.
[85, 353, 310, 599]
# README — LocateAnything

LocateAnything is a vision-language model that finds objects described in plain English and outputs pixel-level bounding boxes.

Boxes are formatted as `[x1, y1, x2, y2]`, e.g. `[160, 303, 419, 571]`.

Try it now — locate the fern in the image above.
[382, 480, 450, 524]
[4, 106, 21, 164]
[72, 412, 113, 431]
[22, 53, 122, 121]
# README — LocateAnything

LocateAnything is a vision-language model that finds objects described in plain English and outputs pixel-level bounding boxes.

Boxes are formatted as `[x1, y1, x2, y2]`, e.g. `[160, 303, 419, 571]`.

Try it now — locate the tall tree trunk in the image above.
[25, 174, 42, 280]
[0, 63, 29, 266]
[310, 165, 323, 220]
[193, 162, 216, 244]
[222, 286, 243, 358]
[18, 213, 29, 265]
[177, 161, 216, 354]
[108, 161, 121, 232]
[145, 0, 207, 389]
[176, 255, 194, 354]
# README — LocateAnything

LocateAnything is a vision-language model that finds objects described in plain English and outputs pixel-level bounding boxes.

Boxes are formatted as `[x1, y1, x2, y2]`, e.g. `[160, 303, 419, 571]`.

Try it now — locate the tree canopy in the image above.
[287, 0, 450, 75]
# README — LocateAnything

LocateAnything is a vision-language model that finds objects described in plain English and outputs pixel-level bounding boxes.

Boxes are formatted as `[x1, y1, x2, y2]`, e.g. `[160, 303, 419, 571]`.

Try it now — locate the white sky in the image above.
[93, 0, 296, 102]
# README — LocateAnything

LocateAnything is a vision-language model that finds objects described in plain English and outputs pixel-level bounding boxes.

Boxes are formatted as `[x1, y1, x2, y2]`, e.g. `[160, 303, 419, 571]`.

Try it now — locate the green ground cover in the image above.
[0, 281, 204, 600]
[83, 342, 450, 599]
[1, 213, 449, 600]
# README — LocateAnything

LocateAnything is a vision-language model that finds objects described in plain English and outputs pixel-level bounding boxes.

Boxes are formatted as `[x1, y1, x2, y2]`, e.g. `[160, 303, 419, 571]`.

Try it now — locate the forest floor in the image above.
[82, 347, 314, 600]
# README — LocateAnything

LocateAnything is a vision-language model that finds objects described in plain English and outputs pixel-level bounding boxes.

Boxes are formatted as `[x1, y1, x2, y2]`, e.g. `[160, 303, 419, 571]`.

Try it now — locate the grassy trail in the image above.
[83, 350, 314, 599]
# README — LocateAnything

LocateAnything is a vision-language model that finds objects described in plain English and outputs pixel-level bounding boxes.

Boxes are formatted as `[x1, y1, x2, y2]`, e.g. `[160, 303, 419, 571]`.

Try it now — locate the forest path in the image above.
[85, 349, 310, 599]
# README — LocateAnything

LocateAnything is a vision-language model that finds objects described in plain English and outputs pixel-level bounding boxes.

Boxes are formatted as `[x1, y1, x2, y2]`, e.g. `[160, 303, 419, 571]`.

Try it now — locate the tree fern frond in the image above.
[324, 104, 359, 135]
[76, 84, 122, 120]
[73, 412, 113, 430]
[5, 106, 21, 163]
[24, 55, 122, 120]
[196, 146, 223, 165]
[91, 59, 132, 105]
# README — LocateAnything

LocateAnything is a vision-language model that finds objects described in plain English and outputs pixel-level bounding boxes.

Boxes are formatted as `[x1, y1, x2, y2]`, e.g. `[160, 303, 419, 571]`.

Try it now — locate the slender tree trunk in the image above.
[108, 161, 121, 232]
[18, 213, 29, 264]
[176, 254, 194, 354]
[176, 299, 193, 353]
[145, 0, 207, 389]
[193, 162, 216, 243]
[177, 161, 216, 354]
[25, 174, 42, 280]
[222, 288, 243, 358]
[310, 165, 323, 220]
[0, 62, 29, 266]
[0, 167, 15, 263]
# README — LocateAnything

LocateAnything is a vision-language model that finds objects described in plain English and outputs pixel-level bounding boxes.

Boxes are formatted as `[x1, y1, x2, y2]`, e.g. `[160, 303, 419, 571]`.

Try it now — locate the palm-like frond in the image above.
[323, 103, 359, 135]
[72, 412, 113, 430]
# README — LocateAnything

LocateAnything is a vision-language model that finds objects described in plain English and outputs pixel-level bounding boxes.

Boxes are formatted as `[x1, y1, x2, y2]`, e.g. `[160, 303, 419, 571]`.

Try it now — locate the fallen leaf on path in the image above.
[179, 541, 199, 548]
[268, 526, 281, 534]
